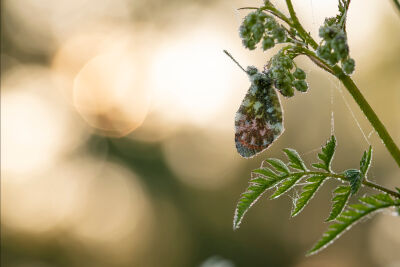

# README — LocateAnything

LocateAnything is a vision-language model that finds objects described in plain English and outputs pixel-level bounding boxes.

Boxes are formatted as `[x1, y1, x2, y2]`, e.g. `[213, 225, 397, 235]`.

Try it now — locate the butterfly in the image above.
[224, 50, 284, 158]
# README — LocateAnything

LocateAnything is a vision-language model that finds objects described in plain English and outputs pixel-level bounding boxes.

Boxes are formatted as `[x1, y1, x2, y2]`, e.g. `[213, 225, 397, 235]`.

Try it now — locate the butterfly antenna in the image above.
[223, 50, 247, 73]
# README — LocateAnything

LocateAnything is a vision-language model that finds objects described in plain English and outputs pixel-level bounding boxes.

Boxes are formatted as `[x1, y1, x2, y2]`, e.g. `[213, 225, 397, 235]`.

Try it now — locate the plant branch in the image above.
[291, 171, 400, 198]
[293, 47, 335, 74]
[363, 180, 400, 198]
[285, 0, 318, 49]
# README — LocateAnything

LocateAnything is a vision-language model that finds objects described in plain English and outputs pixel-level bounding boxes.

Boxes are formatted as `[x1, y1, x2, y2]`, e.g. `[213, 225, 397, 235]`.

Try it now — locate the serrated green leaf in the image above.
[252, 168, 279, 179]
[308, 193, 400, 255]
[265, 158, 290, 174]
[333, 186, 350, 194]
[312, 135, 336, 172]
[292, 175, 327, 217]
[311, 163, 326, 171]
[344, 169, 363, 195]
[359, 195, 382, 207]
[270, 173, 305, 199]
[360, 146, 372, 177]
[371, 193, 393, 203]
[233, 174, 285, 230]
[326, 185, 351, 221]
[350, 204, 370, 212]
[283, 148, 307, 171]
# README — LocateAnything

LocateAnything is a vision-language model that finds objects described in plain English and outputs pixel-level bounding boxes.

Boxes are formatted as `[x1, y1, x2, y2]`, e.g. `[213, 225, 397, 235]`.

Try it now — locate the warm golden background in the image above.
[1, 0, 400, 266]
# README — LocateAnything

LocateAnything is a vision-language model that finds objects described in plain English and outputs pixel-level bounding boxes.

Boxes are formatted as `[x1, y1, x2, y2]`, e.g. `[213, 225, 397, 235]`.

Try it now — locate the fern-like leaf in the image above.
[292, 175, 327, 217]
[308, 193, 400, 255]
[312, 135, 336, 172]
[233, 168, 285, 229]
[283, 148, 308, 171]
[326, 185, 351, 221]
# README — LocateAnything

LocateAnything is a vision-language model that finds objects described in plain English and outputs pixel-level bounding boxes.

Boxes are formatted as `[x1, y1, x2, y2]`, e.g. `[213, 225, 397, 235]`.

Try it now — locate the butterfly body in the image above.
[235, 68, 284, 158]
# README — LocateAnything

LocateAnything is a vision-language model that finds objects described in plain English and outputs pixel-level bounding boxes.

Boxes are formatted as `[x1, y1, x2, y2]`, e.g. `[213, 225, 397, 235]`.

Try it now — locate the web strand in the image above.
[368, 130, 375, 139]
[330, 83, 335, 136]
[336, 81, 370, 145]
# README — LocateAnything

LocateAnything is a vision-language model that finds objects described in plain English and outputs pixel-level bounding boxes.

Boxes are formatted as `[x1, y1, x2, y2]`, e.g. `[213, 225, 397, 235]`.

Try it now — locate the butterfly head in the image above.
[246, 66, 272, 91]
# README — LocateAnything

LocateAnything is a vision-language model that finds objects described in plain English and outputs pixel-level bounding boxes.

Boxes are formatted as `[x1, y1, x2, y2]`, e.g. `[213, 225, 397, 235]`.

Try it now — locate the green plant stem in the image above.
[285, 0, 318, 49]
[363, 180, 400, 198]
[297, 171, 400, 198]
[294, 47, 335, 74]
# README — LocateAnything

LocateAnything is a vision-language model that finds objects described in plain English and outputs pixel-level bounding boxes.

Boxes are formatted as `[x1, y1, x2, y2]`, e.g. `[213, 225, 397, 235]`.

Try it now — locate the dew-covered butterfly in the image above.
[224, 50, 284, 158]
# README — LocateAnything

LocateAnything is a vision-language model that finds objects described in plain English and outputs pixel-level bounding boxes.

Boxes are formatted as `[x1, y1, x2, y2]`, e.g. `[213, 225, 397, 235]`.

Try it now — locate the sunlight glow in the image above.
[1, 66, 85, 176]
[73, 52, 151, 137]
[150, 28, 237, 125]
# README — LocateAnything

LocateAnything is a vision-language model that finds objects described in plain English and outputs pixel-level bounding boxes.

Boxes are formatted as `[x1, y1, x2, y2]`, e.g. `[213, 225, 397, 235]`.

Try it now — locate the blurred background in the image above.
[1, 0, 400, 266]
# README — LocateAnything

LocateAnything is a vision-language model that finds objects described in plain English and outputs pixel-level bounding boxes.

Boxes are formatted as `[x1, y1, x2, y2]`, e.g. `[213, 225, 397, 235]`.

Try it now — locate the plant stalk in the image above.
[285, 0, 318, 49]
[300, 171, 400, 198]
[363, 180, 400, 198]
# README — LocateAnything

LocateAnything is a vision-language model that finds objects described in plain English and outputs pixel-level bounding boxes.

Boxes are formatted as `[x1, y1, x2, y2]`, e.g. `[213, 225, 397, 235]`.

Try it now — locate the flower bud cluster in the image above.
[269, 53, 308, 97]
[239, 11, 288, 51]
[317, 18, 355, 75]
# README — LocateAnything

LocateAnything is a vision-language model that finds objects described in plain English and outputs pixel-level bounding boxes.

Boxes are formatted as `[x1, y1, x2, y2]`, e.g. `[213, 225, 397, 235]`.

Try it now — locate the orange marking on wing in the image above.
[236, 135, 268, 150]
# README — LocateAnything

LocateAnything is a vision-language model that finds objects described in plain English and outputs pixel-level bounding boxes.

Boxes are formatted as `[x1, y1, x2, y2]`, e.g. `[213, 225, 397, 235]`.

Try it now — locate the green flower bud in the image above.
[239, 24, 250, 38]
[265, 17, 277, 31]
[317, 44, 335, 63]
[271, 67, 284, 80]
[262, 36, 275, 50]
[251, 23, 265, 42]
[257, 11, 268, 21]
[242, 39, 256, 50]
[280, 56, 293, 69]
[273, 27, 286, 43]
[328, 54, 339, 65]
[331, 34, 349, 60]
[278, 84, 295, 97]
[293, 80, 308, 92]
[245, 12, 258, 26]
[342, 58, 355, 75]
[293, 68, 306, 80]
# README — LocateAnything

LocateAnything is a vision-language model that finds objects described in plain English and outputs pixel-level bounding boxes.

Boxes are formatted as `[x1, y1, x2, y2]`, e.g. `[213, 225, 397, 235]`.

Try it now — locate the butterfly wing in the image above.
[235, 77, 284, 158]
